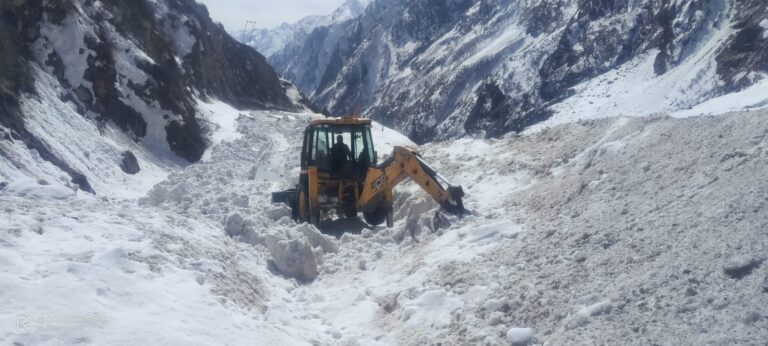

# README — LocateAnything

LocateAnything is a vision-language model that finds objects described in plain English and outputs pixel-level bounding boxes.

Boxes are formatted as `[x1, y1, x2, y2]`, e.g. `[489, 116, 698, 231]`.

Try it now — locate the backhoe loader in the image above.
[272, 116, 465, 227]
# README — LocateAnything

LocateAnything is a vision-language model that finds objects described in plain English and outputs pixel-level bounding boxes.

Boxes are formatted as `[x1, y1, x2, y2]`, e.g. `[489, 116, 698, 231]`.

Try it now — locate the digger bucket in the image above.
[271, 189, 296, 204]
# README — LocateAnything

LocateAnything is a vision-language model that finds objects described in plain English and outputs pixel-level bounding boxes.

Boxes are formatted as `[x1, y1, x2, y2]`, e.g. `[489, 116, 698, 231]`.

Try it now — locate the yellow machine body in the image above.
[272, 116, 465, 227]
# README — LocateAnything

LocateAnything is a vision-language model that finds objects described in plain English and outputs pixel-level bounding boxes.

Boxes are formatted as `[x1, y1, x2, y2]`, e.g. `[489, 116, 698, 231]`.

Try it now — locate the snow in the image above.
[4, 102, 768, 345]
[528, 13, 768, 132]
[0, 192, 302, 345]
[760, 19, 768, 39]
[4, 179, 76, 201]
[530, 34, 728, 131]
[400, 289, 461, 327]
[169, 15, 197, 57]
[506, 328, 534, 346]
[244, 0, 369, 57]
[285, 84, 303, 105]
[197, 98, 244, 145]
[33, 13, 94, 89]
[461, 26, 527, 68]
[370, 120, 415, 160]
[4, 1, 763, 344]
[10, 69, 180, 198]
[7, 0, 224, 199]
[673, 78, 768, 117]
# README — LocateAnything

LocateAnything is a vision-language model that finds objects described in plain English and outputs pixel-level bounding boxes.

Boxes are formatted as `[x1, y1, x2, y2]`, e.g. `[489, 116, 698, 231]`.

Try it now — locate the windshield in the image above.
[310, 124, 375, 173]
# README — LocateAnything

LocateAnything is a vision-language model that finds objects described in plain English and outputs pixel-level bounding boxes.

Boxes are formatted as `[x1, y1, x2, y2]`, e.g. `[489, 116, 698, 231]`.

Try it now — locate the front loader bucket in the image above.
[272, 189, 296, 204]
[272, 189, 300, 220]
[442, 185, 466, 215]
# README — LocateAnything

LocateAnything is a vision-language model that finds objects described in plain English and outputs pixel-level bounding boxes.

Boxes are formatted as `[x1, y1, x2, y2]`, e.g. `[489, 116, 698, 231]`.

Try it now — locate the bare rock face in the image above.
[120, 151, 141, 175]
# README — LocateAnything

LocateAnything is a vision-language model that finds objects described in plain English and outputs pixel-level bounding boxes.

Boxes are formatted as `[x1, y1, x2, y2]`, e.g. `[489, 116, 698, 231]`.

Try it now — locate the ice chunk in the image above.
[266, 233, 318, 282]
[297, 223, 339, 253]
[506, 327, 533, 346]
[224, 213, 245, 236]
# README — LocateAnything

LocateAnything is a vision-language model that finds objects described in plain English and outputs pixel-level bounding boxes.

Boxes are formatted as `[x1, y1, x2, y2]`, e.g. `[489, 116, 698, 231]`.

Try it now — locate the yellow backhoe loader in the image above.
[272, 116, 465, 227]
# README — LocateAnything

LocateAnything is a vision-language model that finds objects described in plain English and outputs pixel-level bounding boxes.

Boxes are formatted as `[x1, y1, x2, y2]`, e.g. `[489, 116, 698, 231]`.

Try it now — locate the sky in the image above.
[197, 0, 347, 32]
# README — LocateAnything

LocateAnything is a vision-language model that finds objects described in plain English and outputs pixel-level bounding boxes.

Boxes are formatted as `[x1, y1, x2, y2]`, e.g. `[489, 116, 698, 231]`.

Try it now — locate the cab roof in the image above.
[308, 116, 372, 127]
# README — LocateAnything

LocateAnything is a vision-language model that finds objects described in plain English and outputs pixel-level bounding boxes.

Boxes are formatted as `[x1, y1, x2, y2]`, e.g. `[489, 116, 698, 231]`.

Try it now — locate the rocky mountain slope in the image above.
[242, 0, 370, 57]
[0, 0, 303, 195]
[269, 0, 768, 143]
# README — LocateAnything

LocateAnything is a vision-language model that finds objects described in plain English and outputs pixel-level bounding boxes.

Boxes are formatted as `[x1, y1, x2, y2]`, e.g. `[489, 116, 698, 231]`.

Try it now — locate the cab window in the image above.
[313, 126, 328, 160]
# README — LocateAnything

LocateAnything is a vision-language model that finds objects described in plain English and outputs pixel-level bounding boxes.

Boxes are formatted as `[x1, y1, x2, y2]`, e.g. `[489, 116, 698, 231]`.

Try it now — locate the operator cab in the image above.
[301, 118, 377, 177]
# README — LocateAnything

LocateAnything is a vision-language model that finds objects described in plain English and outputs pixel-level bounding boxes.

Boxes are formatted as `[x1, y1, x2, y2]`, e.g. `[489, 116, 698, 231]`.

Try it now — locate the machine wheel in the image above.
[306, 192, 321, 225]
[363, 206, 388, 226]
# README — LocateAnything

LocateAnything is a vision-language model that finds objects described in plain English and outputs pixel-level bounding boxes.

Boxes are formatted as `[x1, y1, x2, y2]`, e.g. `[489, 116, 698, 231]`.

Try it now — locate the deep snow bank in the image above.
[407, 109, 768, 344]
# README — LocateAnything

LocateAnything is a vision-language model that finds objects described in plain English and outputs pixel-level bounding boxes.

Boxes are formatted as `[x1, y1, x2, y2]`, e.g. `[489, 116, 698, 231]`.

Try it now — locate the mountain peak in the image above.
[242, 0, 370, 57]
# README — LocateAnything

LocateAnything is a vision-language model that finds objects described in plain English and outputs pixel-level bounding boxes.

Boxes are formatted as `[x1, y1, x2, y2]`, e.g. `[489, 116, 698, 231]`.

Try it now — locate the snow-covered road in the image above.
[2, 108, 767, 345]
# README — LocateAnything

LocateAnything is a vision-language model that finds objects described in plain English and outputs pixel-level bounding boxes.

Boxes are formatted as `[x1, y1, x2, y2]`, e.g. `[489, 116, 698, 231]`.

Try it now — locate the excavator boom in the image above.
[358, 146, 466, 217]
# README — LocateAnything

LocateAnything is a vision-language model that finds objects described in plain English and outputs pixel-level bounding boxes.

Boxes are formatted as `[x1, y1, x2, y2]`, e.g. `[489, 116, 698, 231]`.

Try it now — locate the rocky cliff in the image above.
[0, 0, 303, 193]
[268, 0, 768, 143]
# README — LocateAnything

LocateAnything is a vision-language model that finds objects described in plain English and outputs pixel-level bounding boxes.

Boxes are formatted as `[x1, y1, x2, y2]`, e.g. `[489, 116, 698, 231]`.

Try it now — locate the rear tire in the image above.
[363, 206, 388, 226]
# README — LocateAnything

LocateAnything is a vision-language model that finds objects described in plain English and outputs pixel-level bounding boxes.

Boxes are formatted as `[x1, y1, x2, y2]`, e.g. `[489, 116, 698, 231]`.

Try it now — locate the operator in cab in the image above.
[331, 135, 351, 172]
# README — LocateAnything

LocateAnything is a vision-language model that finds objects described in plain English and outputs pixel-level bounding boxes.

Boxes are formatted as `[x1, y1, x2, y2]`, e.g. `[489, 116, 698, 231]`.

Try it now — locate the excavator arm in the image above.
[358, 146, 466, 220]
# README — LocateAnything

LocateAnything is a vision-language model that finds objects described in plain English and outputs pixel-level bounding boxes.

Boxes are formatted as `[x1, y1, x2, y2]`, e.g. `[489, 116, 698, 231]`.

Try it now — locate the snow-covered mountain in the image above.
[241, 0, 370, 57]
[270, 0, 768, 142]
[0, 0, 306, 196]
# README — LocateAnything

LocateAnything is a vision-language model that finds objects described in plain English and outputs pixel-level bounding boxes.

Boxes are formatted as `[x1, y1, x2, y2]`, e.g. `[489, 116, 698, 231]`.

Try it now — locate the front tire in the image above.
[363, 206, 388, 226]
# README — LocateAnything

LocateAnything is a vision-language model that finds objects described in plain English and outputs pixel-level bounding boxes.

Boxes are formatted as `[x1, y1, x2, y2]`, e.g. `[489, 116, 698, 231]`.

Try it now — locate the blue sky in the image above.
[197, 0, 346, 31]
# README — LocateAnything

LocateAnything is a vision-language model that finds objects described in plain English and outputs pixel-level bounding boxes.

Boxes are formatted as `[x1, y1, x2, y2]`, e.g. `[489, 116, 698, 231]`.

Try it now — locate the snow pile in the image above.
[265, 229, 319, 282]
[3, 179, 76, 201]
[506, 328, 534, 346]
[417, 109, 768, 344]
[0, 186, 291, 344]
